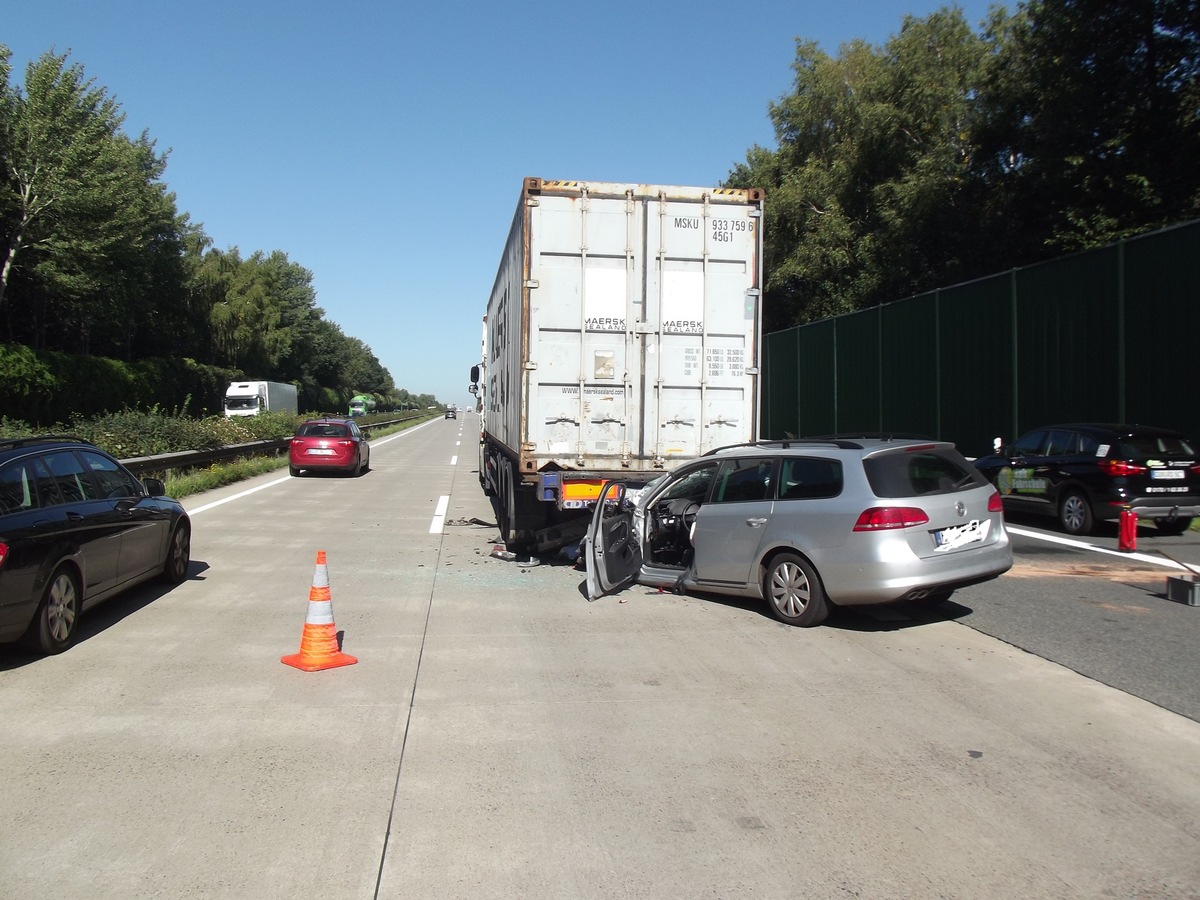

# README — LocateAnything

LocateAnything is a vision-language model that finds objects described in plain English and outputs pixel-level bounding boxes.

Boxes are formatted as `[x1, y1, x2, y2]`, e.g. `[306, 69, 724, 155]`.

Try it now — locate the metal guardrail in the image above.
[120, 439, 290, 476]
[118, 414, 427, 476]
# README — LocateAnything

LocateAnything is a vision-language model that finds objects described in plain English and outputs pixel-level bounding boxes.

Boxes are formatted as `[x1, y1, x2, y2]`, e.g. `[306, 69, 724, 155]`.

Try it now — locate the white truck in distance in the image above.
[223, 381, 299, 417]
[471, 177, 764, 553]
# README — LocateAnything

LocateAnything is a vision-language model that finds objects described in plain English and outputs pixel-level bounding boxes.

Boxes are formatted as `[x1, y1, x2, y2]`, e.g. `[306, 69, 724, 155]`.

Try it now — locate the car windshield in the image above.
[864, 449, 986, 497]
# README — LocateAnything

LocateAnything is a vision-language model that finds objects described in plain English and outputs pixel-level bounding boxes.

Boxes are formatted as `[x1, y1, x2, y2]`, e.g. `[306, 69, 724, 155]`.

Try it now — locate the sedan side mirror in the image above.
[142, 477, 167, 497]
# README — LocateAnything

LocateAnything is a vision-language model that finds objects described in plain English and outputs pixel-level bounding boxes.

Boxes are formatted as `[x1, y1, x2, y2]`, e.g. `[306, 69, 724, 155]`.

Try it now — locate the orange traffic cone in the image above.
[281, 551, 358, 671]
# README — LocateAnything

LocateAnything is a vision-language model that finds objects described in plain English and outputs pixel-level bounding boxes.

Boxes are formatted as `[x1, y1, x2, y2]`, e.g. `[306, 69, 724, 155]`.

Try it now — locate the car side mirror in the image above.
[142, 477, 167, 497]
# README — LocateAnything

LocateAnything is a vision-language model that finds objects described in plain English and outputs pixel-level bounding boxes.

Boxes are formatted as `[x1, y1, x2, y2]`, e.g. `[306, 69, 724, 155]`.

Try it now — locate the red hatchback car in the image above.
[289, 418, 370, 477]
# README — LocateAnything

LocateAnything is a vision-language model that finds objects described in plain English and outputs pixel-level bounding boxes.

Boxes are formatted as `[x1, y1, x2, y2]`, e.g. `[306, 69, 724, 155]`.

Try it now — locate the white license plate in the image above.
[307, 448, 336, 456]
[933, 519, 989, 552]
[1151, 469, 1186, 480]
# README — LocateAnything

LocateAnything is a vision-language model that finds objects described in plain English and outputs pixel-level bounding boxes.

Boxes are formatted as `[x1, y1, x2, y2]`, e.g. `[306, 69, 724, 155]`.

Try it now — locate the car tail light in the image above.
[0, 541, 8, 571]
[1099, 459, 1147, 477]
[853, 507, 930, 531]
[988, 490, 1003, 513]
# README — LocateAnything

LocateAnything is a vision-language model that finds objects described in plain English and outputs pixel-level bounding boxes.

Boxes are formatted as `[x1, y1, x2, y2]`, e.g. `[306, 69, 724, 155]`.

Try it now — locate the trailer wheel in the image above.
[493, 457, 542, 555]
[479, 444, 494, 496]
[499, 458, 519, 545]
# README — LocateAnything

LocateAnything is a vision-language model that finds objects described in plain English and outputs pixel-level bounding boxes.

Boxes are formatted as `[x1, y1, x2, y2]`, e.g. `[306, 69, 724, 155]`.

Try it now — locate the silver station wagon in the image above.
[585, 438, 1012, 626]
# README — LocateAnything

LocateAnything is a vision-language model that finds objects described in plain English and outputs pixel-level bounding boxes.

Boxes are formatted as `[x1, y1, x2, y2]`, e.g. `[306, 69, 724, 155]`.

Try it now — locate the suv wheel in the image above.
[25, 566, 81, 655]
[763, 552, 829, 627]
[1059, 491, 1094, 535]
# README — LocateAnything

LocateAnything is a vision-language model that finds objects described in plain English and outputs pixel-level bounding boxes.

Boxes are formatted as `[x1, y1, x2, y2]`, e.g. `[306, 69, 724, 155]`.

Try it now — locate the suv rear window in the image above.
[863, 449, 987, 498]
[1119, 434, 1196, 456]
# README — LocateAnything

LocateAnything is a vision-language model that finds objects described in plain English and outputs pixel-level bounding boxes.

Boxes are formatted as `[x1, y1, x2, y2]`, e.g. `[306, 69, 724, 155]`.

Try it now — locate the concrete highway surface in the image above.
[2, 411, 1198, 899]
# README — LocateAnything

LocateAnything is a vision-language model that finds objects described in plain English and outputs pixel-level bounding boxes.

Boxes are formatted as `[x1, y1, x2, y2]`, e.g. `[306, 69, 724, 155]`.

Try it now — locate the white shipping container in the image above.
[474, 178, 763, 552]
[482, 177, 763, 478]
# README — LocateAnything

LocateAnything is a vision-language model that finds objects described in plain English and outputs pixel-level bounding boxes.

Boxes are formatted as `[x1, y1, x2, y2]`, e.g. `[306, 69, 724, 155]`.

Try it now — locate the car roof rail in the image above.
[803, 431, 935, 443]
[0, 434, 91, 452]
[703, 438, 865, 456]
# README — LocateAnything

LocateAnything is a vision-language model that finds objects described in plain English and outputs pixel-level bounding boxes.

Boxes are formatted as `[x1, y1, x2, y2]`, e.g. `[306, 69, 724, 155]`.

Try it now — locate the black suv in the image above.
[973, 424, 1200, 535]
[0, 437, 191, 654]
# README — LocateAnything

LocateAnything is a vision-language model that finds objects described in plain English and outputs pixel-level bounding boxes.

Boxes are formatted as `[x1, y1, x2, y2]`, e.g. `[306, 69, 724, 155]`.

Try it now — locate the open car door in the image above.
[585, 481, 643, 601]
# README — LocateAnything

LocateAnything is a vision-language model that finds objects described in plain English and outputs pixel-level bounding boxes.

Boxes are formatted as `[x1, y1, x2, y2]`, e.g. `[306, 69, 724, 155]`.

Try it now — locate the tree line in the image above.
[3, 0, 1197, 414]
[725, 0, 1200, 333]
[0, 44, 432, 414]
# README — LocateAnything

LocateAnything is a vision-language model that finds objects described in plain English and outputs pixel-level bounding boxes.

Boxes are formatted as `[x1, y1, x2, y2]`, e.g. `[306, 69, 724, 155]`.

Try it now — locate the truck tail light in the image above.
[1099, 459, 1147, 477]
[853, 507, 929, 531]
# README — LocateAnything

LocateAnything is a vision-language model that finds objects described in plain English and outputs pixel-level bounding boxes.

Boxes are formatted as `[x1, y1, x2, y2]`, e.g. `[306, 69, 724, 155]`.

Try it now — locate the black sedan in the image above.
[973, 423, 1200, 535]
[0, 437, 191, 654]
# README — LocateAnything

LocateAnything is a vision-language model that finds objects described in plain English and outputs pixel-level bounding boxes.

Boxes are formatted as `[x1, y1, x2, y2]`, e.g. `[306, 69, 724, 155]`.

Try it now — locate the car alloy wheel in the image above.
[1059, 491, 1094, 535]
[764, 551, 829, 627]
[160, 521, 191, 584]
[26, 567, 81, 655]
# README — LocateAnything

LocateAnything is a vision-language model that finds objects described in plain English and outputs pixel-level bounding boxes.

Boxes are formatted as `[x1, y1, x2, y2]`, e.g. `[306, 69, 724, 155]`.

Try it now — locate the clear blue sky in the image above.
[6, 0, 998, 408]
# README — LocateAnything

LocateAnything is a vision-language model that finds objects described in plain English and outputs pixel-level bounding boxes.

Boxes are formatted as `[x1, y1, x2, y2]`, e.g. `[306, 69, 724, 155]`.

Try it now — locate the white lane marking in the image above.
[455, 441, 460, 446]
[429, 495, 449, 534]
[1006, 525, 1190, 571]
[188, 477, 291, 514]
[451, 456, 458, 465]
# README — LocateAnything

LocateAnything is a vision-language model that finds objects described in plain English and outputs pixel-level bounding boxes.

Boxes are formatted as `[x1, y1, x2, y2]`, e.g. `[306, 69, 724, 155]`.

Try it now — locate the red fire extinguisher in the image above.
[1118, 507, 1138, 552]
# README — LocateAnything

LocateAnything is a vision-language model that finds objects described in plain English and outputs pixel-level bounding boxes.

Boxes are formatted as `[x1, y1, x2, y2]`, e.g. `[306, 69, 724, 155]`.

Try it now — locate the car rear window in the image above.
[863, 449, 988, 498]
[778, 457, 842, 500]
[300, 423, 348, 437]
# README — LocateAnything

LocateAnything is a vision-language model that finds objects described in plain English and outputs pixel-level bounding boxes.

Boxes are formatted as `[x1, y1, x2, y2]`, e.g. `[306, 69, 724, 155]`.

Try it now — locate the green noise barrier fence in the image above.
[762, 219, 1200, 458]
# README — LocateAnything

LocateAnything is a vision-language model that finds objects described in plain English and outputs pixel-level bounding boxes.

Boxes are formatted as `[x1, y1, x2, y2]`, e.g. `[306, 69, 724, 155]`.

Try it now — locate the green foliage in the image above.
[0, 343, 238, 424]
[0, 45, 437, 416]
[0, 407, 304, 457]
[729, 1, 1200, 330]
[975, 0, 1200, 255]
[0, 341, 58, 403]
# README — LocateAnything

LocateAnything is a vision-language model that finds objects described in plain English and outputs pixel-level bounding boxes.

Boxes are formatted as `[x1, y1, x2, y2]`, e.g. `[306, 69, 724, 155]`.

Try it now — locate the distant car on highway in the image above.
[289, 418, 370, 477]
[973, 423, 1200, 535]
[444, 408, 456, 419]
[586, 438, 1011, 626]
[0, 436, 191, 654]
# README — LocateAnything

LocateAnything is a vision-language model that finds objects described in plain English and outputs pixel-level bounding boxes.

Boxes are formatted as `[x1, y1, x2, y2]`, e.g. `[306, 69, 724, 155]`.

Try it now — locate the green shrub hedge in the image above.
[0, 343, 238, 425]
